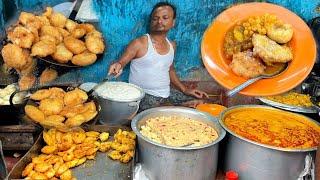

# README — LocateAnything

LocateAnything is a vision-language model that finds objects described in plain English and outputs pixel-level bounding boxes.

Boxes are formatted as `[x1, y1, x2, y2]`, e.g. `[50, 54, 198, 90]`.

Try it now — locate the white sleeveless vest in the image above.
[129, 34, 174, 98]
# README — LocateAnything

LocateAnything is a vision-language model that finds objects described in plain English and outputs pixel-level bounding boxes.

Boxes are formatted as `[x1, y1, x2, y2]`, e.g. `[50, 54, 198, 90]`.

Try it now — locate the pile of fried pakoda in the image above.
[24, 87, 97, 129]
[1, 7, 105, 90]
[224, 14, 293, 78]
[22, 128, 136, 179]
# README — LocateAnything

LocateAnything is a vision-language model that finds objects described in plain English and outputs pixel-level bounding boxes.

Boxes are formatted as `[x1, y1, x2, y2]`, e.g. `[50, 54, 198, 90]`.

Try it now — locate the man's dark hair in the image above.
[150, 2, 176, 19]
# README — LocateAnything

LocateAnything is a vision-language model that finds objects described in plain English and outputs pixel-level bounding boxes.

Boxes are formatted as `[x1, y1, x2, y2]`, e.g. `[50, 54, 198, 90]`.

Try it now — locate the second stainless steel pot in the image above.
[219, 105, 319, 180]
[131, 106, 226, 180]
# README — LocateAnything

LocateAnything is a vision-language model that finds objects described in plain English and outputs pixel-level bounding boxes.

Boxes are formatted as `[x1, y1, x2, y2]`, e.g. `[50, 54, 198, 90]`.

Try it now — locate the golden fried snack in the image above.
[81, 109, 97, 122]
[22, 163, 34, 177]
[49, 87, 66, 99]
[230, 51, 266, 78]
[71, 51, 97, 66]
[43, 129, 57, 146]
[60, 169, 72, 180]
[64, 36, 86, 54]
[1, 43, 27, 69]
[43, 7, 53, 17]
[31, 40, 56, 57]
[72, 28, 86, 39]
[57, 27, 70, 37]
[108, 150, 122, 160]
[40, 35, 57, 45]
[50, 12, 67, 28]
[7, 26, 34, 48]
[30, 89, 52, 100]
[39, 68, 58, 85]
[267, 23, 293, 44]
[85, 32, 105, 54]
[17, 50, 36, 76]
[40, 25, 63, 43]
[65, 114, 86, 127]
[18, 74, 36, 90]
[27, 26, 40, 44]
[60, 104, 89, 118]
[84, 101, 96, 111]
[63, 88, 88, 106]
[25, 105, 45, 123]
[19, 12, 36, 25]
[41, 145, 57, 154]
[39, 98, 64, 115]
[77, 23, 96, 34]
[65, 19, 78, 32]
[46, 115, 65, 123]
[252, 34, 293, 64]
[36, 15, 51, 26]
[99, 132, 109, 142]
[52, 43, 73, 63]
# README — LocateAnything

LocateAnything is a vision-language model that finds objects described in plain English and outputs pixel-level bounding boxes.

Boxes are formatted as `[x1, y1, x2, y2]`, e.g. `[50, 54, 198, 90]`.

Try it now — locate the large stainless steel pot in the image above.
[95, 82, 145, 125]
[131, 106, 226, 180]
[219, 105, 319, 180]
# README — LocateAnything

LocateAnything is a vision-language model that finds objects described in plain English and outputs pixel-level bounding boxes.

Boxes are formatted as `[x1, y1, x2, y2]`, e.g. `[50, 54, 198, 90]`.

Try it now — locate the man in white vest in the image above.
[108, 2, 208, 110]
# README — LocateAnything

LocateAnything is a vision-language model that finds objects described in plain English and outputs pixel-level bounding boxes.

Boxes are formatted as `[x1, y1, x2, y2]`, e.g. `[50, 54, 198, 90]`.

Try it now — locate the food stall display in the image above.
[0, 2, 319, 180]
[1, 6, 105, 90]
[24, 87, 98, 129]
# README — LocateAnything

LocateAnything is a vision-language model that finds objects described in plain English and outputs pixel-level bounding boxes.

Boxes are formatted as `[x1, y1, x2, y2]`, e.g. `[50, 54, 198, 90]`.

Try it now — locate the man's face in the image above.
[150, 6, 175, 33]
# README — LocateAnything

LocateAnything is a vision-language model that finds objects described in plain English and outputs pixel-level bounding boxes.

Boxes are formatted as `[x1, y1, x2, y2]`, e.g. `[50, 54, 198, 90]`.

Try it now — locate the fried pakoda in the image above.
[40, 25, 63, 44]
[1, 43, 27, 69]
[50, 12, 67, 28]
[64, 36, 86, 54]
[78, 23, 96, 34]
[81, 109, 98, 122]
[39, 98, 64, 115]
[39, 68, 58, 85]
[17, 50, 36, 76]
[85, 32, 105, 54]
[63, 88, 88, 106]
[49, 87, 66, 99]
[30, 89, 52, 101]
[43, 7, 53, 17]
[25, 105, 45, 123]
[60, 104, 89, 118]
[31, 40, 56, 57]
[230, 51, 266, 78]
[267, 23, 293, 44]
[71, 51, 97, 66]
[65, 19, 78, 32]
[71, 28, 86, 39]
[19, 12, 36, 26]
[252, 34, 293, 64]
[52, 43, 73, 63]
[46, 115, 65, 123]
[40, 35, 57, 45]
[57, 27, 70, 38]
[7, 26, 34, 48]
[18, 74, 36, 90]
[65, 114, 86, 127]
[36, 15, 51, 26]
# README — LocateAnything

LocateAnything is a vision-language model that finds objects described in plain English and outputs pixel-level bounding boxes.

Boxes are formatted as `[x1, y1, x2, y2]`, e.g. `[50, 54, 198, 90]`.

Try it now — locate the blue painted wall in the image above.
[1, 0, 319, 83]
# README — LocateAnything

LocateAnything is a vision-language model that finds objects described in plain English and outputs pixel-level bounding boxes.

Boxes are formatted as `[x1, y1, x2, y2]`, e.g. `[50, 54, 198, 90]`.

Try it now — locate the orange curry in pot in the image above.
[224, 108, 320, 149]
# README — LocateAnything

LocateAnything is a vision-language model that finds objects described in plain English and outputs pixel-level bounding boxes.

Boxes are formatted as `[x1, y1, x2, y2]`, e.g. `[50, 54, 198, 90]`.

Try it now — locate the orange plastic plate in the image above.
[201, 2, 316, 96]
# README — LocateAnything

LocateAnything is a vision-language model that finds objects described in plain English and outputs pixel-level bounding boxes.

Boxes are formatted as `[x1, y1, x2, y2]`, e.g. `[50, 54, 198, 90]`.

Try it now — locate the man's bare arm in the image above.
[108, 39, 142, 76]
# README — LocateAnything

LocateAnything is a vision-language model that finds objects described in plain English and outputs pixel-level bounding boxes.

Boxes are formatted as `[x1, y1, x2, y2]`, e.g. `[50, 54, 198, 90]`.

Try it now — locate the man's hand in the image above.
[108, 62, 123, 77]
[184, 88, 209, 99]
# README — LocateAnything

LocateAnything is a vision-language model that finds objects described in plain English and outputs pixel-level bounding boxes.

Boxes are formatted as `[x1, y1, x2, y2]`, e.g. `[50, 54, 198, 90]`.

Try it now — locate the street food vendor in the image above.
[108, 2, 208, 110]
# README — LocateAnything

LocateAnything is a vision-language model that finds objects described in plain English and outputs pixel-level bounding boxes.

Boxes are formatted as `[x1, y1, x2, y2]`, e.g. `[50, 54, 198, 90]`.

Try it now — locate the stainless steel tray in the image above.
[257, 97, 318, 114]
[6, 125, 134, 180]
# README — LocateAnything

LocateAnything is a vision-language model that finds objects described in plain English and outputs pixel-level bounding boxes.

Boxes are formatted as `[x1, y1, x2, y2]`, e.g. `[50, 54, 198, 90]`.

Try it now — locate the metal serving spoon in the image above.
[226, 62, 288, 97]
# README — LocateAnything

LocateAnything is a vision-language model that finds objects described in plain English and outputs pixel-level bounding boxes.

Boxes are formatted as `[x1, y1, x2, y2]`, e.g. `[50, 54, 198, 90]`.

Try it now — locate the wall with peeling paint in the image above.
[0, 0, 319, 84]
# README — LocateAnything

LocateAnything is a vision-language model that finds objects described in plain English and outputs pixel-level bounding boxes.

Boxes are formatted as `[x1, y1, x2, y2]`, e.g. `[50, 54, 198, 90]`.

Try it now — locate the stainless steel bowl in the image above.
[219, 105, 319, 180]
[131, 106, 226, 180]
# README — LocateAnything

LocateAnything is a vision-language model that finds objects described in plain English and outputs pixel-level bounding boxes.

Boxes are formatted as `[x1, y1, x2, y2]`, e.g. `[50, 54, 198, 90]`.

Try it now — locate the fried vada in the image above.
[63, 36, 86, 55]
[71, 51, 97, 66]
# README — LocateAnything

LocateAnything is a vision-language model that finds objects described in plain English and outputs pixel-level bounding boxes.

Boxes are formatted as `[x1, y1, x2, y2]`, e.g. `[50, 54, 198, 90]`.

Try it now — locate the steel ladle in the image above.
[226, 62, 288, 97]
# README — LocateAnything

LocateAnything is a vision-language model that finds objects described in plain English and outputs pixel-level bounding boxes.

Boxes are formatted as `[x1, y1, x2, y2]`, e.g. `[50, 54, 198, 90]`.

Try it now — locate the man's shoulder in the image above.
[130, 35, 148, 46]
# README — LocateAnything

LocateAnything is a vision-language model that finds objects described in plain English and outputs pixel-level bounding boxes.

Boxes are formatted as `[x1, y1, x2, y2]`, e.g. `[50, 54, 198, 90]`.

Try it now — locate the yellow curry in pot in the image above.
[224, 108, 320, 149]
